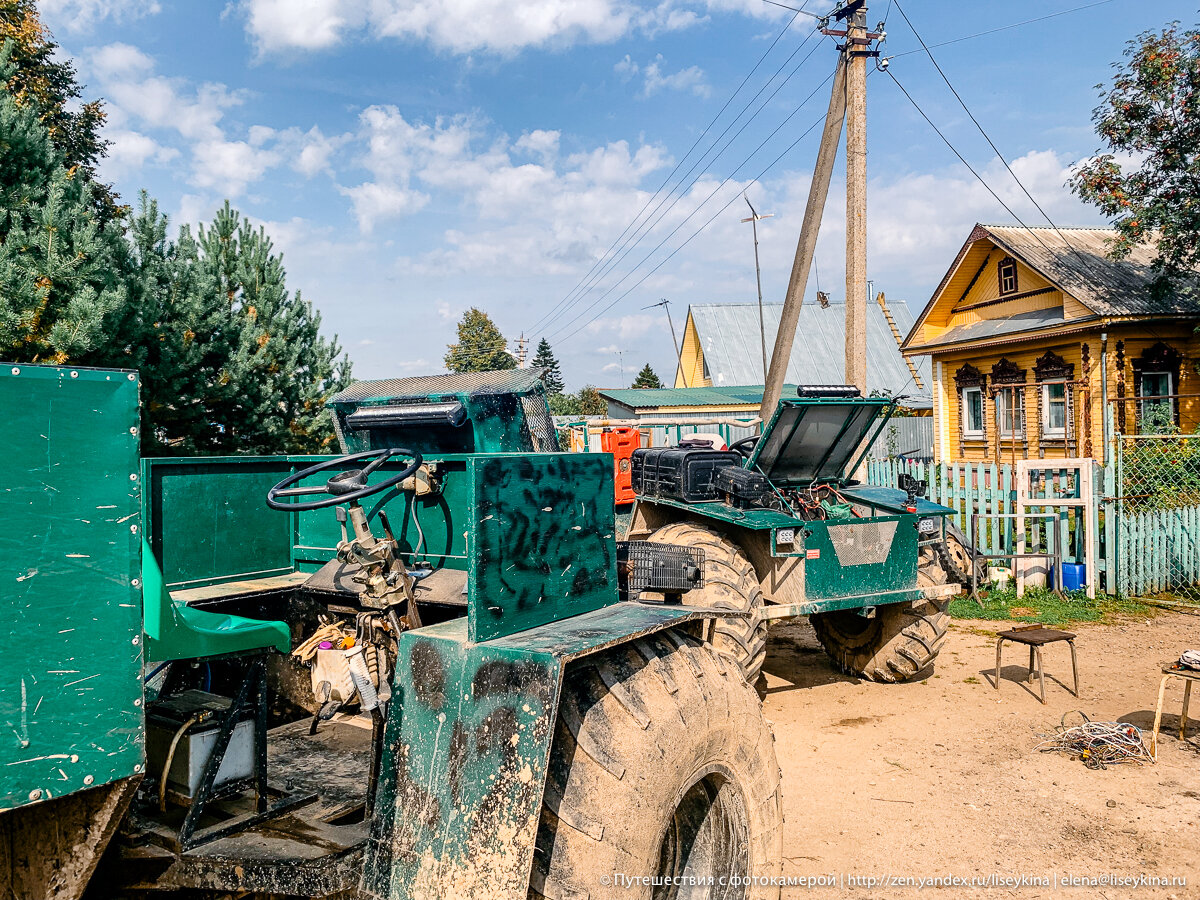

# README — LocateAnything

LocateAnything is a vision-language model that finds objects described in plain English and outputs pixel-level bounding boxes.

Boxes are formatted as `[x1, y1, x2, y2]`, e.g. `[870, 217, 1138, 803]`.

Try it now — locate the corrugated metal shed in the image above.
[983, 225, 1200, 316]
[687, 301, 931, 402]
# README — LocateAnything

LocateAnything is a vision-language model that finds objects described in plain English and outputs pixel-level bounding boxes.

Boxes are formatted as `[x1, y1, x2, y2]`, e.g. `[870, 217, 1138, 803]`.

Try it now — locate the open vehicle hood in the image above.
[747, 396, 895, 485]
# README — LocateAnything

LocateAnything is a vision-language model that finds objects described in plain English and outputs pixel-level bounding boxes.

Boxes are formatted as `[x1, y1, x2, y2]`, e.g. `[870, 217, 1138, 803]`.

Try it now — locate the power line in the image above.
[884, 68, 1067, 264]
[892, 0, 1103, 276]
[523, 11, 809, 336]
[551, 98, 838, 345]
[546, 62, 836, 342]
[534, 25, 826, 336]
[887, 0, 1120, 59]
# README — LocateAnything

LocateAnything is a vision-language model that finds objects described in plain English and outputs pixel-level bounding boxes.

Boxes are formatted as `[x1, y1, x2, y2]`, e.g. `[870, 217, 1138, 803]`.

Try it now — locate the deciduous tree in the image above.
[1072, 22, 1200, 285]
[444, 307, 516, 372]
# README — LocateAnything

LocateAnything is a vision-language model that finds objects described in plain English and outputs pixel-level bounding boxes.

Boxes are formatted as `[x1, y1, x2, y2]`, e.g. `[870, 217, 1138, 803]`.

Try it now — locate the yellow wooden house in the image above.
[902, 224, 1200, 463]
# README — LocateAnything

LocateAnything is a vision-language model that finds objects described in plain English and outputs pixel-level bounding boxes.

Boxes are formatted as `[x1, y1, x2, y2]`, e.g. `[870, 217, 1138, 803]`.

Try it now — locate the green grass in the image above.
[948, 585, 1148, 626]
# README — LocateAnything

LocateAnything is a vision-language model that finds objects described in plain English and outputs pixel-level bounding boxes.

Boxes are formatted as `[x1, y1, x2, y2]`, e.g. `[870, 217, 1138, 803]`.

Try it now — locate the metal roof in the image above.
[600, 384, 794, 410]
[330, 368, 545, 404]
[687, 301, 931, 401]
[973, 225, 1200, 317]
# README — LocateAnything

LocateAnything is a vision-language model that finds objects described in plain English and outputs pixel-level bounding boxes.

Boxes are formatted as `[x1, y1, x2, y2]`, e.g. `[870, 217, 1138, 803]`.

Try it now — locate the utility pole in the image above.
[759, 1, 883, 422]
[741, 192, 774, 384]
[643, 298, 682, 386]
[844, 1, 869, 395]
[514, 333, 529, 368]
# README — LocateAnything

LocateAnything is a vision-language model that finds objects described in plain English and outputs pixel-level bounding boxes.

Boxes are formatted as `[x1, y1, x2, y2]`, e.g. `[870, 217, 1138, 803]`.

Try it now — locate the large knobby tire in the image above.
[809, 597, 950, 683]
[939, 523, 985, 587]
[530, 633, 783, 900]
[645, 523, 768, 684]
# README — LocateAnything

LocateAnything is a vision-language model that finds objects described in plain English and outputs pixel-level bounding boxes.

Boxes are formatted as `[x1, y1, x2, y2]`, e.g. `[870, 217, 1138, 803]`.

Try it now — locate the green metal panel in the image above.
[0, 364, 143, 811]
[363, 602, 716, 900]
[800, 515, 920, 599]
[467, 454, 617, 642]
[144, 457, 296, 589]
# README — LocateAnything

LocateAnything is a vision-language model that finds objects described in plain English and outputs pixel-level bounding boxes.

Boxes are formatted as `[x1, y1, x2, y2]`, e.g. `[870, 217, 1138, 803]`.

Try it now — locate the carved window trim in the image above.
[1131, 342, 1182, 428]
[1033, 351, 1075, 447]
[990, 358, 1026, 386]
[954, 363, 987, 450]
[998, 257, 1018, 295]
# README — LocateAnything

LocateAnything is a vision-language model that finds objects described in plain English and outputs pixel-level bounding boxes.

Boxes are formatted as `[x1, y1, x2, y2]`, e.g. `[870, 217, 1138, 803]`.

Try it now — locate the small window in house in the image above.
[962, 387, 984, 439]
[998, 257, 1018, 295]
[995, 387, 1025, 439]
[1042, 382, 1067, 439]
[1139, 370, 1175, 430]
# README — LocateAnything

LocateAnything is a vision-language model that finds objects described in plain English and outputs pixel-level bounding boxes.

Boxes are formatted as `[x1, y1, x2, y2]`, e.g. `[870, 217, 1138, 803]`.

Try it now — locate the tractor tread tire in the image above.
[530, 635, 784, 900]
[810, 598, 950, 683]
[644, 522, 769, 684]
[938, 524, 984, 587]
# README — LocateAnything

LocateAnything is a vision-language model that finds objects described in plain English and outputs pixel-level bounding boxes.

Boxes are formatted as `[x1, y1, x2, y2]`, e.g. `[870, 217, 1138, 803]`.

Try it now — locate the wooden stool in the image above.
[994, 624, 1078, 704]
[1151, 665, 1198, 759]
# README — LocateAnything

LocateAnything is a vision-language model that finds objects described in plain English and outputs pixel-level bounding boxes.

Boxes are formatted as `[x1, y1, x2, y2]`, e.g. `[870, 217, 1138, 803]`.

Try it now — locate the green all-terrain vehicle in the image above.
[626, 386, 964, 684]
[1, 367, 783, 900]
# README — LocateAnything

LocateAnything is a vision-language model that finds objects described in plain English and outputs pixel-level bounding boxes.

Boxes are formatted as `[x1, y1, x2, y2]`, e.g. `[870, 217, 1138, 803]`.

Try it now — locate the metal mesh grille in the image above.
[330, 369, 545, 403]
[619, 541, 705, 593]
[520, 394, 557, 452]
[827, 521, 897, 567]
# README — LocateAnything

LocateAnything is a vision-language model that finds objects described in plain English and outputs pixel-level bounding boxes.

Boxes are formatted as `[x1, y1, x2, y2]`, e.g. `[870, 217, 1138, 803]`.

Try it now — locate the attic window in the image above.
[998, 257, 1018, 295]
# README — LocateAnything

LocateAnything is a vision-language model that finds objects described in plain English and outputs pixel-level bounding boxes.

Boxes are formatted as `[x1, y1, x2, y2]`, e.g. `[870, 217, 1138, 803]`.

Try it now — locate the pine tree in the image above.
[531, 336, 564, 394]
[0, 50, 127, 362]
[112, 196, 350, 455]
[631, 363, 662, 389]
[444, 307, 516, 372]
[0, 3, 117, 219]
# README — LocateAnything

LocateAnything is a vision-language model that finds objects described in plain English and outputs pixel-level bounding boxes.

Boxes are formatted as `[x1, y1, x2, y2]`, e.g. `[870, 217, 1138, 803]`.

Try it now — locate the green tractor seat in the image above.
[142, 538, 291, 663]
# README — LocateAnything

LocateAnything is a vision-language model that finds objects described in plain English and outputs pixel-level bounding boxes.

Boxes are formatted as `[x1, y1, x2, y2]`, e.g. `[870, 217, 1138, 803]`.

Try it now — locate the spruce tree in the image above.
[0, 50, 127, 362]
[444, 307, 516, 372]
[631, 363, 662, 389]
[531, 336, 564, 393]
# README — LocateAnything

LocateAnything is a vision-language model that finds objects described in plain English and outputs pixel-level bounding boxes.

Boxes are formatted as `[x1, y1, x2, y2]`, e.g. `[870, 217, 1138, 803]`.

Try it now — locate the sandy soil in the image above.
[760, 611, 1200, 899]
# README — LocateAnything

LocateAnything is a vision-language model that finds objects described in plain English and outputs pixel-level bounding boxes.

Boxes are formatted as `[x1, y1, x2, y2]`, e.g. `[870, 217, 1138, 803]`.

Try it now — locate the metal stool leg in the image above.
[994, 639, 1004, 691]
[1028, 645, 1036, 684]
[1035, 647, 1046, 704]
[1182, 680, 1193, 741]
[1068, 640, 1079, 697]
[1152, 674, 1170, 760]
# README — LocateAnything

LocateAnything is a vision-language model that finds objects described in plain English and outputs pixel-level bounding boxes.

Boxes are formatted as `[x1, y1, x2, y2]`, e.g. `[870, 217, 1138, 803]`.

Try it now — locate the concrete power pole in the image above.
[741, 193, 774, 384]
[844, 2, 869, 394]
[759, 1, 882, 422]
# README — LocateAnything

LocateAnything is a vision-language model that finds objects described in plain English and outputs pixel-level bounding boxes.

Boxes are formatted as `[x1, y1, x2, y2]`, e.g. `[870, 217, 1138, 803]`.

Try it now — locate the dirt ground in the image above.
[761, 611, 1200, 899]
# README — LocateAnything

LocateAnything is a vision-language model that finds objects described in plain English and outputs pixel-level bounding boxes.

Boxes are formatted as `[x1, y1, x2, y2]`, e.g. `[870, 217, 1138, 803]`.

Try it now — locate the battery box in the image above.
[146, 690, 256, 801]
[714, 465, 775, 509]
[631, 447, 743, 503]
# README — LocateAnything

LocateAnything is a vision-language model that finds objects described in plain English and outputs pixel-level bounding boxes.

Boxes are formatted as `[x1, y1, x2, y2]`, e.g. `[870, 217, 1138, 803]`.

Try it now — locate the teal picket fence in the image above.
[867, 458, 1116, 591]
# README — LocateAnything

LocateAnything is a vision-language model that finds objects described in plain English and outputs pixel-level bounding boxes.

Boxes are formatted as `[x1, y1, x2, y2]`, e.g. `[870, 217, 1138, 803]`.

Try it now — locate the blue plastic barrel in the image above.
[1052, 563, 1086, 592]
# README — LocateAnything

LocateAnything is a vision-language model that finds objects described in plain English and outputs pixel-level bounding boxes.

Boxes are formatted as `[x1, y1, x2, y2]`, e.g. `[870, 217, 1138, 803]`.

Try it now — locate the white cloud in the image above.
[99, 129, 178, 178]
[40, 0, 160, 31]
[640, 54, 710, 98]
[514, 129, 560, 164]
[238, 0, 765, 55]
[341, 181, 430, 232]
[191, 139, 279, 196]
[86, 43, 295, 197]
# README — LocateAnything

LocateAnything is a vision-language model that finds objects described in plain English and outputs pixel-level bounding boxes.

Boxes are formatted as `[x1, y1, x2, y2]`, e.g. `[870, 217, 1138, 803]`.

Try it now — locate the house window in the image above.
[1139, 370, 1175, 430]
[1041, 382, 1067, 439]
[995, 387, 1025, 439]
[998, 257, 1018, 295]
[962, 386, 985, 439]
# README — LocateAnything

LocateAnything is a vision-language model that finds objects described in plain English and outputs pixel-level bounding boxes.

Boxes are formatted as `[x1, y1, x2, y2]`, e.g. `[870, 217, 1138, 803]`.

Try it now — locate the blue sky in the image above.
[38, 0, 1197, 389]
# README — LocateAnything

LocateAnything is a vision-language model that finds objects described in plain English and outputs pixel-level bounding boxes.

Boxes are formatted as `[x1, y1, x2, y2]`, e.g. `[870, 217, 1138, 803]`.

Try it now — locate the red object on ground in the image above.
[601, 427, 641, 503]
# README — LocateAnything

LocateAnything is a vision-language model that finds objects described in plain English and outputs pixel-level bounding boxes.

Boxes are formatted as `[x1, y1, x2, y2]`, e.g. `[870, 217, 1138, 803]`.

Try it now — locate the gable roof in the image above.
[983, 225, 1200, 316]
[687, 300, 931, 402]
[907, 224, 1200, 351]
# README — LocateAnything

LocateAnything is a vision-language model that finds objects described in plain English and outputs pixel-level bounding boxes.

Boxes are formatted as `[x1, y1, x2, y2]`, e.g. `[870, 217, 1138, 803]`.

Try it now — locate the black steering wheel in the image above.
[266, 448, 422, 511]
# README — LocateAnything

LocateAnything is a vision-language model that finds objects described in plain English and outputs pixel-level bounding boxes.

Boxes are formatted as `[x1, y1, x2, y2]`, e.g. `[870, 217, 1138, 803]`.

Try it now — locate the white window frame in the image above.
[961, 386, 985, 440]
[998, 258, 1018, 295]
[995, 387, 1025, 440]
[1138, 370, 1175, 423]
[1041, 381, 1068, 440]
